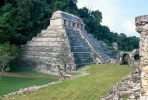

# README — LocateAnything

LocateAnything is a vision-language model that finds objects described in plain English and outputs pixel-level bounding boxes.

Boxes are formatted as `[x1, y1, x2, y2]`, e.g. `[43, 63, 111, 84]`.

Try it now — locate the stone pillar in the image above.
[79, 23, 81, 29]
[77, 23, 79, 28]
[68, 20, 71, 26]
[66, 20, 69, 26]
[63, 19, 66, 26]
[74, 23, 77, 28]
[135, 15, 148, 99]
[70, 21, 73, 27]
[81, 24, 84, 31]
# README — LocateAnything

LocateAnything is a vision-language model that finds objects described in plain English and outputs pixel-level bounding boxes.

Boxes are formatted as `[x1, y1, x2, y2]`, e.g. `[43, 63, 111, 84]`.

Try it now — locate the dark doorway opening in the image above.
[122, 54, 130, 64]
[134, 54, 139, 61]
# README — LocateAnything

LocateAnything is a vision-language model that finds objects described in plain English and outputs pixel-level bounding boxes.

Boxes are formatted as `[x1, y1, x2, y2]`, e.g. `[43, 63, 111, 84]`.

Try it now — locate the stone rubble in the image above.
[100, 63, 140, 100]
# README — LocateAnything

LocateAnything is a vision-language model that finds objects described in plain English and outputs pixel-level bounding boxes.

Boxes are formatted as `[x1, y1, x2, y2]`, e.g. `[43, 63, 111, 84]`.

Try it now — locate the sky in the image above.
[77, 0, 148, 37]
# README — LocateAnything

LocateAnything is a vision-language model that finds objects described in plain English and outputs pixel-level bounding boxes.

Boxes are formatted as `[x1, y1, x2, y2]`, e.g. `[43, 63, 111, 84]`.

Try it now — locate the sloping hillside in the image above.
[1, 64, 133, 100]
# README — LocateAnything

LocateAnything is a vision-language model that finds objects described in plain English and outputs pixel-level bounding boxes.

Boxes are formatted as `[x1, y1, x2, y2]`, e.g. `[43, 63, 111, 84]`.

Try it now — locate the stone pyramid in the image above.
[18, 11, 117, 75]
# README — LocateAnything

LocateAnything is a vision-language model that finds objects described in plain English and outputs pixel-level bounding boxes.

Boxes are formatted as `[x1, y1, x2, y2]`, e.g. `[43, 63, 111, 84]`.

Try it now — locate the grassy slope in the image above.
[2, 64, 134, 100]
[0, 69, 59, 96]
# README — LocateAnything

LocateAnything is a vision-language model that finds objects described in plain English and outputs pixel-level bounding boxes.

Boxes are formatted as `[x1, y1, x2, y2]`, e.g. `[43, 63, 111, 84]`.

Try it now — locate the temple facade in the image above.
[50, 11, 85, 31]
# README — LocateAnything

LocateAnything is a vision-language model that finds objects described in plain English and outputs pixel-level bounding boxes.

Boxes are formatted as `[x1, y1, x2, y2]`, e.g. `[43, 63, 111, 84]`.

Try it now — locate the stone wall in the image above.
[118, 49, 139, 66]
[136, 15, 148, 99]
[100, 63, 140, 100]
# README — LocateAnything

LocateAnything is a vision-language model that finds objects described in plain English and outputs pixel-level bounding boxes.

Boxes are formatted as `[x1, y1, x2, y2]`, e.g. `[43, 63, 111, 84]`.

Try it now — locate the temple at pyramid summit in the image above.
[18, 11, 117, 75]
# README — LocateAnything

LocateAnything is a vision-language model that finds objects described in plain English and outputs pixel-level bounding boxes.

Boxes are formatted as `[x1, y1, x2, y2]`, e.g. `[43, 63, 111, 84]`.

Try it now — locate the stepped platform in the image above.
[18, 10, 117, 75]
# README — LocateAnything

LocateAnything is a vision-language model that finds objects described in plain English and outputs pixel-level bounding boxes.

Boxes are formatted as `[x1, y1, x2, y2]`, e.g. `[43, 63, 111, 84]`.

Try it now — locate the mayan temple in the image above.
[18, 11, 117, 75]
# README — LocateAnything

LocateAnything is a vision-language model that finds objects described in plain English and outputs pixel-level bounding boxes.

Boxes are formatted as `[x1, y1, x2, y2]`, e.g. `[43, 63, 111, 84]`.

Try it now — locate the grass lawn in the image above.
[0, 67, 59, 96]
[2, 64, 134, 100]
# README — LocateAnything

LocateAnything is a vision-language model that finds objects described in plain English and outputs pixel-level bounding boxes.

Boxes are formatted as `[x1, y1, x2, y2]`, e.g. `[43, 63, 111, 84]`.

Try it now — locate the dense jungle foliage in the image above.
[0, 0, 139, 51]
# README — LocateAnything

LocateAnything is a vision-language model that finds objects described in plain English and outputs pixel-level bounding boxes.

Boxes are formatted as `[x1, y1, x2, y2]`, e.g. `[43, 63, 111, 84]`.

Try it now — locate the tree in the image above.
[0, 0, 139, 52]
[91, 10, 102, 25]
[0, 42, 18, 79]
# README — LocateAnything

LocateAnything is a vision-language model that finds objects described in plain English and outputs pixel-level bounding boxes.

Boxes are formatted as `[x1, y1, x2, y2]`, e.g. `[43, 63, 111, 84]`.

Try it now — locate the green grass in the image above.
[0, 66, 59, 96]
[2, 64, 134, 100]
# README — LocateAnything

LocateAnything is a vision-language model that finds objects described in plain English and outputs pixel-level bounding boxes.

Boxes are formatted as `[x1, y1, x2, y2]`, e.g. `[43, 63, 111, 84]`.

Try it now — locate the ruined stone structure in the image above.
[112, 42, 118, 50]
[100, 63, 140, 100]
[119, 49, 139, 66]
[101, 49, 141, 100]
[136, 15, 148, 99]
[100, 16, 143, 100]
[19, 11, 117, 75]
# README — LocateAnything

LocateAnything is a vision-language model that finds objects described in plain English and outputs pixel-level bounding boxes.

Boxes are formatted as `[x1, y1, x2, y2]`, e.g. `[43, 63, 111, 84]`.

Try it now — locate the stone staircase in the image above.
[66, 29, 95, 69]
[80, 30, 117, 63]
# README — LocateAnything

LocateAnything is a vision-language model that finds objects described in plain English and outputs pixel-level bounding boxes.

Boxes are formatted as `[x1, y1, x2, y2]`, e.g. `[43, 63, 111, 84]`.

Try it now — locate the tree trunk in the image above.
[0, 65, 4, 80]
[0, 71, 2, 80]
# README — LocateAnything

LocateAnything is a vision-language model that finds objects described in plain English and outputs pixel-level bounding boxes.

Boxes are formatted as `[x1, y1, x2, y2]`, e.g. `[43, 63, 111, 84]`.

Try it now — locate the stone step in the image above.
[27, 41, 69, 46]
[42, 27, 66, 33]
[71, 46, 92, 52]
[41, 31, 65, 35]
[21, 46, 93, 52]
[68, 38, 89, 45]
[32, 37, 68, 42]
[21, 45, 71, 52]
[68, 38, 90, 47]
[69, 42, 89, 47]
[20, 51, 73, 57]
[47, 26, 66, 31]
[19, 55, 75, 64]
[67, 33, 81, 37]
[20, 51, 93, 58]
[41, 30, 66, 35]
[66, 29, 79, 34]
[74, 57, 94, 64]
[68, 37, 85, 42]
[73, 52, 92, 58]
[37, 33, 67, 38]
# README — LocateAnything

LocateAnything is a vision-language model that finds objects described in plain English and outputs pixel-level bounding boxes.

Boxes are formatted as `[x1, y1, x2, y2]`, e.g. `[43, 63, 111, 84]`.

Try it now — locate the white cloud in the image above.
[101, 17, 115, 28]
[121, 20, 139, 36]
[77, 0, 141, 37]
[77, 0, 118, 30]
[122, 20, 135, 32]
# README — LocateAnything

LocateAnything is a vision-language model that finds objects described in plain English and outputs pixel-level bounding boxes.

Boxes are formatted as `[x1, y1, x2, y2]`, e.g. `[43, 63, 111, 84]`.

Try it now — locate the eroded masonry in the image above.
[136, 15, 148, 99]
[19, 11, 117, 75]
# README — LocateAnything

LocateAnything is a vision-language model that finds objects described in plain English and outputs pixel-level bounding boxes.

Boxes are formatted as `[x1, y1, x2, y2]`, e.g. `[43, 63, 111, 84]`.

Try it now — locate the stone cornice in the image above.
[50, 10, 84, 24]
[135, 15, 148, 33]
